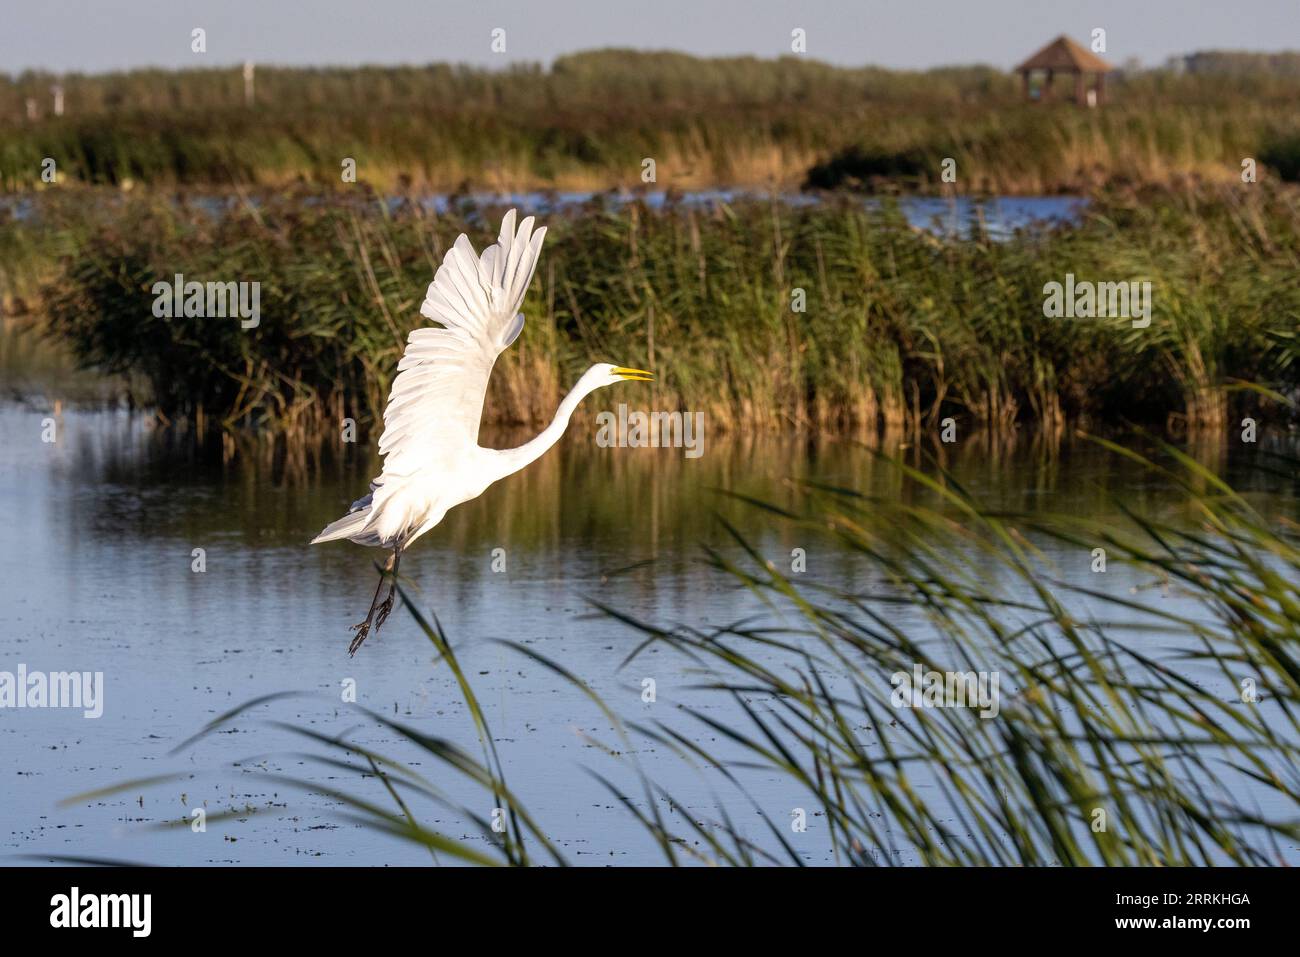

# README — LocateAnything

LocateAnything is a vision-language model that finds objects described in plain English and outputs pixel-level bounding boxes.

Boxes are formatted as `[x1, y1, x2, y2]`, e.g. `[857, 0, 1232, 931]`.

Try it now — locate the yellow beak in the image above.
[613, 367, 655, 381]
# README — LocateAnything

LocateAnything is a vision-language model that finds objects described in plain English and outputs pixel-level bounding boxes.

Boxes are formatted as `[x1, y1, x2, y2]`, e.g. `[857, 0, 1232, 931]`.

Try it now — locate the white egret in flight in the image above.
[312, 210, 652, 653]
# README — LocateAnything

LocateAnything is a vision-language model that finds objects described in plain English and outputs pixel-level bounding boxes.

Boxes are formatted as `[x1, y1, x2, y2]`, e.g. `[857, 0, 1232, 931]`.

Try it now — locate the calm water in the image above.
[2, 191, 1087, 242]
[410, 191, 1088, 239]
[0, 401, 1295, 865]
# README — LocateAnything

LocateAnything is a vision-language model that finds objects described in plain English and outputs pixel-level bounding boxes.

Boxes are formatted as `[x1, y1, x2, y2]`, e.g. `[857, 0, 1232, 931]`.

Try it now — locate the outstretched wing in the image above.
[376, 209, 546, 477]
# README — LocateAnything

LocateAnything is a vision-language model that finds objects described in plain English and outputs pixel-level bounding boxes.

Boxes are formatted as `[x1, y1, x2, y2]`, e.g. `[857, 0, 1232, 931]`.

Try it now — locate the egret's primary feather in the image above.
[311, 210, 546, 548]
[381, 210, 546, 476]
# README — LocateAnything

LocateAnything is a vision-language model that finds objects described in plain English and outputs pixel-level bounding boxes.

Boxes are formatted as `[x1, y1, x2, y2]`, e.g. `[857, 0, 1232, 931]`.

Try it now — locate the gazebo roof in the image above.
[1016, 35, 1113, 73]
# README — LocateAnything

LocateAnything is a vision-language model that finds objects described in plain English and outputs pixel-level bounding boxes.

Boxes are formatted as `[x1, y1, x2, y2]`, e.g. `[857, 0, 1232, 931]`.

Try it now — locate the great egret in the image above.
[311, 210, 652, 654]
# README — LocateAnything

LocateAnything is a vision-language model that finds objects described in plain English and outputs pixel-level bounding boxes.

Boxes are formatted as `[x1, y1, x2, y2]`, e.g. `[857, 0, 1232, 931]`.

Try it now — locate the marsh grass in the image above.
[18, 183, 1300, 448]
[5, 53, 1300, 192]
[71, 441, 1300, 865]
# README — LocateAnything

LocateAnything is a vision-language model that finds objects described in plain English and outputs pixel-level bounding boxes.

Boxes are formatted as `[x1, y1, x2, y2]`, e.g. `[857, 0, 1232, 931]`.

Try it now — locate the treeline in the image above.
[6, 49, 1300, 119]
[2, 51, 1300, 192]
[1182, 50, 1300, 75]
[0, 52, 1009, 118]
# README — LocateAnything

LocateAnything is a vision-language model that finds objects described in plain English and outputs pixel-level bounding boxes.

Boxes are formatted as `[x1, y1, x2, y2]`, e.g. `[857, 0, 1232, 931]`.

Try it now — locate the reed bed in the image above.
[4, 52, 1300, 193]
[16, 182, 1299, 445]
[72, 442, 1300, 865]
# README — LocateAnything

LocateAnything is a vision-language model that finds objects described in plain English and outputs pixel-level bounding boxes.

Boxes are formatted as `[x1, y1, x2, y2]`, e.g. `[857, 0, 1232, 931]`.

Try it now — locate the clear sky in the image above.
[5, 0, 1299, 74]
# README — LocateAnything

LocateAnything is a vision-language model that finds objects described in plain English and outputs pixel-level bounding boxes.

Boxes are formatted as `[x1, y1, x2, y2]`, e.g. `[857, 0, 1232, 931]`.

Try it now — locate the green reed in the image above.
[581, 440, 1300, 864]
[14, 182, 1298, 442]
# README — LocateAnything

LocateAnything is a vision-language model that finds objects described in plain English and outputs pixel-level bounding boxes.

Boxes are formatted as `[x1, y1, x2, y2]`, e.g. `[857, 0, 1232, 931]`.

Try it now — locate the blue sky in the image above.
[5, 0, 1299, 74]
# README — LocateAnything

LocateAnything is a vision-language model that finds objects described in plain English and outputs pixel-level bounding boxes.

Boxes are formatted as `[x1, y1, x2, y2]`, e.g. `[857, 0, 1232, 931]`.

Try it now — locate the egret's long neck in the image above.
[496, 377, 601, 477]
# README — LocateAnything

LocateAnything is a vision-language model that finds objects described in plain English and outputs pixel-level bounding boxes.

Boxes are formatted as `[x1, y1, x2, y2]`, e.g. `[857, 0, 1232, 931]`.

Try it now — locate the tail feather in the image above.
[311, 509, 371, 545]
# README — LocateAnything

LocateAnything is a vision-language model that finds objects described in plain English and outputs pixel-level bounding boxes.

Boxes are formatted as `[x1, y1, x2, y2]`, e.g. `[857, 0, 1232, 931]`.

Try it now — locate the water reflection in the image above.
[35, 405, 1300, 636]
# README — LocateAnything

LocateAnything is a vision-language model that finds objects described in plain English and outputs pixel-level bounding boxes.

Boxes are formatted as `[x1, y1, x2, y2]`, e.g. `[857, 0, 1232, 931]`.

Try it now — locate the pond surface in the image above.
[410, 191, 1089, 239]
[0, 401, 1294, 865]
[1, 191, 1088, 241]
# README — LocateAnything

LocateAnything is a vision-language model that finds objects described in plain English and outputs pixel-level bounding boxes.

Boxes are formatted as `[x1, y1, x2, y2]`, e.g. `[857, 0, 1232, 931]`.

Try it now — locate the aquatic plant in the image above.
[68, 443, 1300, 865]
[20, 182, 1299, 445]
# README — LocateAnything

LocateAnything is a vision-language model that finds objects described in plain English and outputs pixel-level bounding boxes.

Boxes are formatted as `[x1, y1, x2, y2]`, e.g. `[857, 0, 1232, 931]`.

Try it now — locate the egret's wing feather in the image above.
[375, 210, 546, 478]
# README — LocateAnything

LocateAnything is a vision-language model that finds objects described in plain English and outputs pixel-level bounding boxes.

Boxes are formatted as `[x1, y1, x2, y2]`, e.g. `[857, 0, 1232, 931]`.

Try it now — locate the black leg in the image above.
[374, 545, 403, 632]
[348, 548, 398, 656]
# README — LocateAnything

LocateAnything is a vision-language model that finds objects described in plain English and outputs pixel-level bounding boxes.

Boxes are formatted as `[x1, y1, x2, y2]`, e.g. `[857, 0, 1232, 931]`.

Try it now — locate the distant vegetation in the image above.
[4, 51, 1297, 441]
[1181, 50, 1300, 75]
[3, 50, 1300, 192]
[9, 181, 1296, 444]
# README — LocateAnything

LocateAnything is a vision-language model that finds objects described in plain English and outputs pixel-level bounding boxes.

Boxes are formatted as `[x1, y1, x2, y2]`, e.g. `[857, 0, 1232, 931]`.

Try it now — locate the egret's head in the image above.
[587, 362, 654, 388]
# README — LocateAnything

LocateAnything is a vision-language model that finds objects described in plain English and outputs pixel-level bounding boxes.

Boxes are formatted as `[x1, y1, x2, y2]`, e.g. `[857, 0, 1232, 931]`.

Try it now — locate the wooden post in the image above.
[1096, 72, 1106, 105]
[1021, 70, 1030, 99]
[1074, 71, 1085, 106]
[1044, 69, 1053, 100]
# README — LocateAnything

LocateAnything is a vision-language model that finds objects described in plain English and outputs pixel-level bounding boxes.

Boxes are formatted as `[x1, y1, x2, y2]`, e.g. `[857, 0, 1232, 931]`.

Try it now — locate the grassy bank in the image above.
[4, 51, 1300, 193]
[13, 182, 1298, 442]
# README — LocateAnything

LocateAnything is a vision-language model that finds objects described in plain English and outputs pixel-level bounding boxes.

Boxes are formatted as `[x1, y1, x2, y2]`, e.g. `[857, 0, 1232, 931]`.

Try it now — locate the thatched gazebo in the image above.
[1016, 35, 1113, 106]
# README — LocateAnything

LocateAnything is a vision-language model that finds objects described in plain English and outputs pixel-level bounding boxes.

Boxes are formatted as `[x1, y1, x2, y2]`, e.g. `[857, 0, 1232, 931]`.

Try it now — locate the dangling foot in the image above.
[345, 545, 402, 656]
[372, 545, 403, 634]
[374, 584, 397, 632]
[347, 619, 373, 656]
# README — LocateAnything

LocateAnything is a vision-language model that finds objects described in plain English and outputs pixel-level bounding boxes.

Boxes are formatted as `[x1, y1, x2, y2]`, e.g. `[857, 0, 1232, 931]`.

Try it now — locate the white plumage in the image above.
[311, 209, 652, 653]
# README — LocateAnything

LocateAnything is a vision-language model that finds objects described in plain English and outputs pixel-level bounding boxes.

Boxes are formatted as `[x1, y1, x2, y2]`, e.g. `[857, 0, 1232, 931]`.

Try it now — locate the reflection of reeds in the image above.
[76, 444, 1300, 864]
[20, 183, 1299, 449]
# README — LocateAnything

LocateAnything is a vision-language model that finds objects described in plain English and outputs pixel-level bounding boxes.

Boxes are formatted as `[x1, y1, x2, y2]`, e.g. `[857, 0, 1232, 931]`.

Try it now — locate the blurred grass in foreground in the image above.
[70, 442, 1300, 865]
